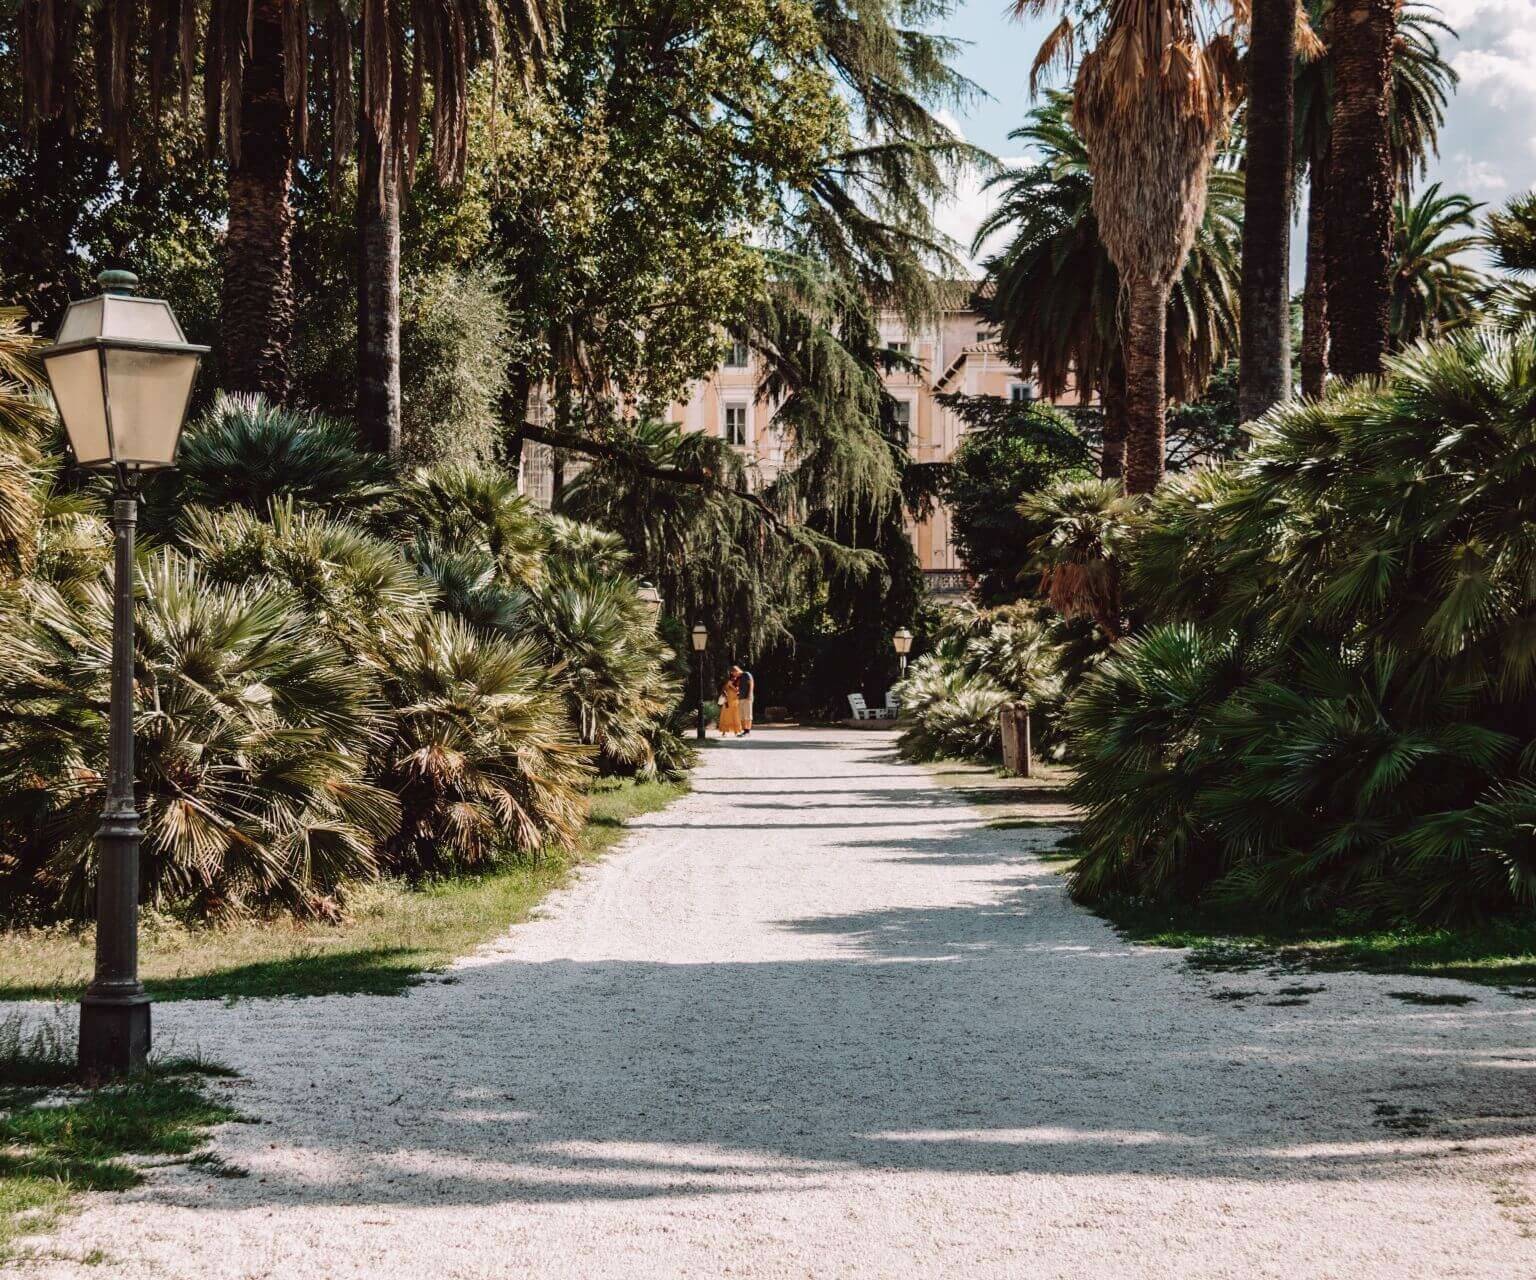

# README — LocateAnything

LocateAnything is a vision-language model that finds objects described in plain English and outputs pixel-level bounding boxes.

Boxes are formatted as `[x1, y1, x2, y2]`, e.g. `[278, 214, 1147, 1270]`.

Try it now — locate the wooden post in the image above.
[1000, 701, 1032, 778]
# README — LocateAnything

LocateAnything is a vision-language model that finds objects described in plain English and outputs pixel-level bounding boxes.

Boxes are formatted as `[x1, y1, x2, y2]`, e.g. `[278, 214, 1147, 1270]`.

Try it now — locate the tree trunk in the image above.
[1100, 359, 1127, 480]
[1324, 0, 1396, 381]
[1123, 280, 1168, 495]
[1237, 0, 1296, 421]
[1301, 157, 1329, 398]
[357, 115, 402, 455]
[221, 0, 296, 401]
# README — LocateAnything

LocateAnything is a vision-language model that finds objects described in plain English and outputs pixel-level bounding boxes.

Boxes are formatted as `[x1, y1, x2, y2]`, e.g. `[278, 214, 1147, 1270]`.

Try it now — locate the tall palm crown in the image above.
[1390, 183, 1483, 347]
[1019, 0, 1242, 494]
[1293, 1, 1457, 187]
[975, 92, 1241, 411]
[1293, 0, 1457, 393]
[1482, 192, 1536, 330]
[16, 0, 558, 403]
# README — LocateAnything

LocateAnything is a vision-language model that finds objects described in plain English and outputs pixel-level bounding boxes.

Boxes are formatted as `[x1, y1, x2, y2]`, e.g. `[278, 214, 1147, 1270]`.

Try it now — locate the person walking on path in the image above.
[733, 664, 755, 736]
[717, 673, 743, 736]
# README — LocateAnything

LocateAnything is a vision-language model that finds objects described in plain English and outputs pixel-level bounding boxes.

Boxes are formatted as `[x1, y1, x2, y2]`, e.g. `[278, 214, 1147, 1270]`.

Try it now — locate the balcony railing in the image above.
[923, 569, 973, 595]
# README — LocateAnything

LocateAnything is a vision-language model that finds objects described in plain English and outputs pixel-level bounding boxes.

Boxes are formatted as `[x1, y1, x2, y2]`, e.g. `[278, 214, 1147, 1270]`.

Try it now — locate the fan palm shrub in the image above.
[181, 501, 436, 653]
[374, 614, 593, 877]
[387, 463, 547, 590]
[0, 551, 397, 921]
[0, 310, 49, 579]
[527, 557, 684, 777]
[894, 658, 1013, 762]
[1065, 326, 1536, 922]
[1017, 478, 1140, 642]
[175, 394, 393, 515]
[894, 602, 1072, 762]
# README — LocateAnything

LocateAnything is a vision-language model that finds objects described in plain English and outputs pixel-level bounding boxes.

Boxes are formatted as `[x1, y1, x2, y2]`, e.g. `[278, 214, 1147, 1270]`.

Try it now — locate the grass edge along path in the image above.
[0, 1014, 241, 1266]
[0, 776, 688, 1004]
[919, 753, 1536, 991]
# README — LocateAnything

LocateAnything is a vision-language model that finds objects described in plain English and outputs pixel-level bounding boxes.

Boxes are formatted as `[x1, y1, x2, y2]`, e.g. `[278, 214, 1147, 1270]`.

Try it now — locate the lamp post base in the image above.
[79, 989, 150, 1078]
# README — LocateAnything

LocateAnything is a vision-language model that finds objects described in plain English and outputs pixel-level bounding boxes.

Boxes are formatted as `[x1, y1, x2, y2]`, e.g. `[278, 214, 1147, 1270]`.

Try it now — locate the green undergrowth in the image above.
[1093, 894, 1536, 989]
[0, 777, 687, 1003]
[0, 1014, 240, 1265]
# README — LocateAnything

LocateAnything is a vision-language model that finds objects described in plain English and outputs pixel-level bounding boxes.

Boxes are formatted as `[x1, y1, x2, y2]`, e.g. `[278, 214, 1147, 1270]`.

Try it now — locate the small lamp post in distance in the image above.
[690, 623, 709, 741]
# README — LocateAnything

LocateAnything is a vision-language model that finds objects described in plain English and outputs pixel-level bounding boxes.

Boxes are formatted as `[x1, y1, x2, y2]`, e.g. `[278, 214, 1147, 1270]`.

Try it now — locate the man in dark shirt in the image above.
[732, 664, 754, 736]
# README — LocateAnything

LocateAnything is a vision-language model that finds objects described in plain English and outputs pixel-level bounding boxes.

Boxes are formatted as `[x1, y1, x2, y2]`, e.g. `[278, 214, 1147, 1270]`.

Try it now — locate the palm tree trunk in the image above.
[1237, 0, 1296, 421]
[1123, 281, 1167, 495]
[1100, 359, 1127, 480]
[357, 115, 402, 455]
[221, 0, 296, 401]
[1301, 157, 1329, 398]
[1324, 0, 1396, 380]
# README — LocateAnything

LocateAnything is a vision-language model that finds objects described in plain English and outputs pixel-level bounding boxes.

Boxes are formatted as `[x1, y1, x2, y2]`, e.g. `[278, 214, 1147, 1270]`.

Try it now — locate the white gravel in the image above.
[20, 726, 1536, 1278]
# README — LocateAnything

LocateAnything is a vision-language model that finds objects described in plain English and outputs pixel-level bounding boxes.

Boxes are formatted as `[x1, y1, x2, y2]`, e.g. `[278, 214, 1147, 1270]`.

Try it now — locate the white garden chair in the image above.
[848, 693, 896, 721]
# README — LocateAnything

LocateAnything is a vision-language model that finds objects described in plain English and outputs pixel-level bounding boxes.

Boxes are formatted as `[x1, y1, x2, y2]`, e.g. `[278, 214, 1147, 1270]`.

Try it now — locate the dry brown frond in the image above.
[1031, 17, 1078, 93]
[1296, 2, 1326, 60]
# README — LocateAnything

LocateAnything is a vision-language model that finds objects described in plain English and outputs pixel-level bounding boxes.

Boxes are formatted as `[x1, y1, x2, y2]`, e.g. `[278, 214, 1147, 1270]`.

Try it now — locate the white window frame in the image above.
[724, 340, 750, 368]
[891, 396, 916, 442]
[723, 401, 750, 447]
[1008, 380, 1036, 403]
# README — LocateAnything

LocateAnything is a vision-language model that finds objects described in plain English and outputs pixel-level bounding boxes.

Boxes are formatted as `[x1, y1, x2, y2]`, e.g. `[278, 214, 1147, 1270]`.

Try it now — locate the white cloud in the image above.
[1454, 154, 1509, 193]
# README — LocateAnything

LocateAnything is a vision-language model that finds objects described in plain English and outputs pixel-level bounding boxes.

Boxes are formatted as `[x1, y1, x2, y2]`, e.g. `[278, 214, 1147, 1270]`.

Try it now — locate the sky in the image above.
[933, 0, 1536, 274]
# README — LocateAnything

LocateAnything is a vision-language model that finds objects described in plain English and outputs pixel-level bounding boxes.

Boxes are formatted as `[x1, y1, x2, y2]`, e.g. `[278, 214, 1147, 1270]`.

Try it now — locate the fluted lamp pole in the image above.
[41, 270, 207, 1077]
[691, 623, 709, 741]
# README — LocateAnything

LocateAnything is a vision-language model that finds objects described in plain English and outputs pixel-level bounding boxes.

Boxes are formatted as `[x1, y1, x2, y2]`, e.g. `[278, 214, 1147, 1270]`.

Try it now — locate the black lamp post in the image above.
[893, 627, 913, 676]
[691, 623, 709, 741]
[41, 270, 206, 1077]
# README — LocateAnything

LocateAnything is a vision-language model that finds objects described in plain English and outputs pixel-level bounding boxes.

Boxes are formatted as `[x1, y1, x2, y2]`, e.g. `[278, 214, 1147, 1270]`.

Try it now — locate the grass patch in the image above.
[1094, 896, 1536, 989]
[0, 1013, 238, 1264]
[0, 776, 687, 1003]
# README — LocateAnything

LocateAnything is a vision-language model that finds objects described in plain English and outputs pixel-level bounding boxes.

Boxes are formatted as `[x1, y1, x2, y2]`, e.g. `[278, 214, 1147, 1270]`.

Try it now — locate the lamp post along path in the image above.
[41, 270, 206, 1076]
[691, 624, 709, 741]
[893, 627, 913, 677]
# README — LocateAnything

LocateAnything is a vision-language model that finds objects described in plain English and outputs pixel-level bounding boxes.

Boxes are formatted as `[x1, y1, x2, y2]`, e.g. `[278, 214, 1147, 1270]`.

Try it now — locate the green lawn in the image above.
[0, 776, 687, 1004]
[1094, 897, 1536, 988]
[0, 1015, 241, 1265]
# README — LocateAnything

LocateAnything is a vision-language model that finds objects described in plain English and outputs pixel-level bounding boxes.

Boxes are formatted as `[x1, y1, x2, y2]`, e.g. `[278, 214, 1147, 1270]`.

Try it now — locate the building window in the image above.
[892, 399, 913, 438]
[1009, 381, 1035, 403]
[724, 340, 750, 368]
[890, 340, 911, 356]
[724, 403, 749, 446]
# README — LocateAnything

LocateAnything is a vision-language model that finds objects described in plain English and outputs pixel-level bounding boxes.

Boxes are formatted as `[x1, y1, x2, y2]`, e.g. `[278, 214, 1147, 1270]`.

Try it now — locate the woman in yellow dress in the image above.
[717, 673, 743, 736]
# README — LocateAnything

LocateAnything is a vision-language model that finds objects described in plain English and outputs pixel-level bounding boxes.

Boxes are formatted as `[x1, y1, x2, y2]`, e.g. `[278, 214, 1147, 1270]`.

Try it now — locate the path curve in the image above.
[33, 728, 1536, 1278]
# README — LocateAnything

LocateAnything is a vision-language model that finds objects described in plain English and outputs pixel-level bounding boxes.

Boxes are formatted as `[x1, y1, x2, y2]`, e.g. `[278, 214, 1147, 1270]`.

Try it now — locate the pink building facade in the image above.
[520, 302, 1067, 581]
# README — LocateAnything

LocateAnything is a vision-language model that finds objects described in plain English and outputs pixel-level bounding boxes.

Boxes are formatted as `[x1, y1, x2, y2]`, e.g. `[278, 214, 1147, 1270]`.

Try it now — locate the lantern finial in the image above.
[96, 269, 139, 296]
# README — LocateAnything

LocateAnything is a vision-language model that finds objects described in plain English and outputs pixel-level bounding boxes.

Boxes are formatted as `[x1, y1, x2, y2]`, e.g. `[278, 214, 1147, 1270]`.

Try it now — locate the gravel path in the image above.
[26, 727, 1536, 1278]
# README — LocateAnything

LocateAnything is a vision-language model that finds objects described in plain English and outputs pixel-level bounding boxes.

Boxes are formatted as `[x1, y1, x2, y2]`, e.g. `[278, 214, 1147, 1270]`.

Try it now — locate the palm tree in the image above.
[1300, 1, 1456, 386]
[1023, 0, 1242, 493]
[352, 0, 558, 454]
[1237, 0, 1300, 421]
[1323, 0, 1398, 379]
[975, 93, 1242, 479]
[17, 0, 553, 429]
[1482, 192, 1536, 329]
[1295, 2, 1457, 395]
[1389, 183, 1482, 346]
